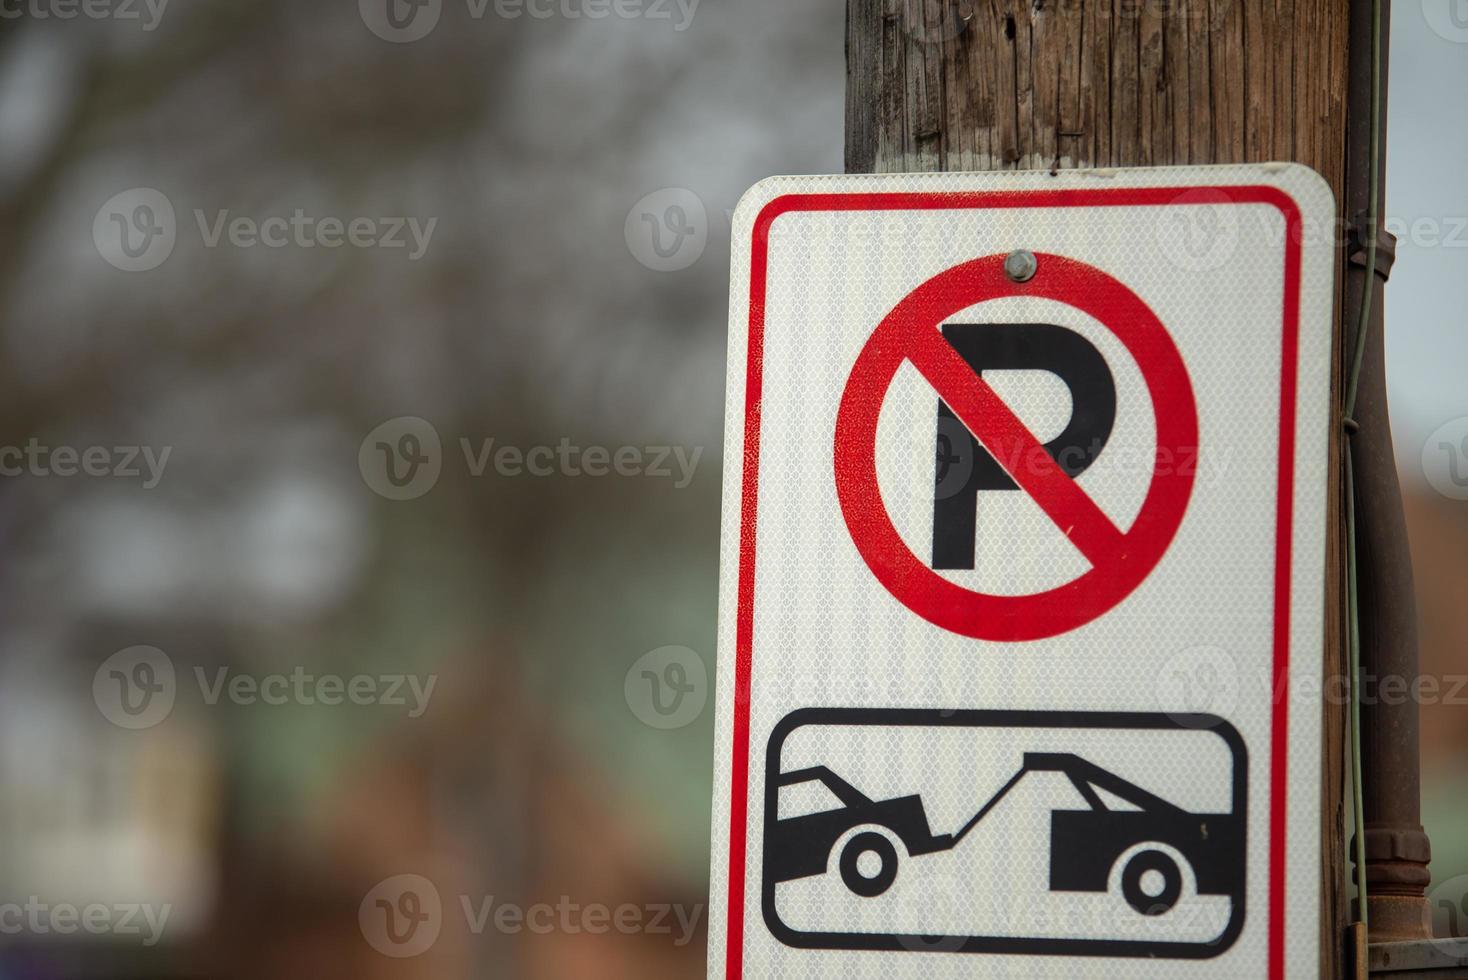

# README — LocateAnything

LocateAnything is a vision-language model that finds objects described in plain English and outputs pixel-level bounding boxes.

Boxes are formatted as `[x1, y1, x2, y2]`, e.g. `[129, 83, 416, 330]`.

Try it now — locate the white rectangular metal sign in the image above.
[708, 165, 1337, 979]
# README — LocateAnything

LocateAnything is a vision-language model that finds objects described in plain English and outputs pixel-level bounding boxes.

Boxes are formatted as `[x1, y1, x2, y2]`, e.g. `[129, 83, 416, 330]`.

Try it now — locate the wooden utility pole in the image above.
[846, 0, 1431, 973]
[846, 0, 1348, 178]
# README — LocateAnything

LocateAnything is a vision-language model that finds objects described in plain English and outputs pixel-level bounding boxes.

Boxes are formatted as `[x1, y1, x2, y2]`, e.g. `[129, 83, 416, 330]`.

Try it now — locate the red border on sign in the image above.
[727, 186, 1305, 980]
[834, 252, 1198, 640]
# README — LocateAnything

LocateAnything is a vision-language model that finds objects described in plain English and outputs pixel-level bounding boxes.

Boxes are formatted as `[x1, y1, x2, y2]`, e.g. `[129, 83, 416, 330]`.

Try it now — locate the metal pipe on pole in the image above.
[1342, 0, 1435, 944]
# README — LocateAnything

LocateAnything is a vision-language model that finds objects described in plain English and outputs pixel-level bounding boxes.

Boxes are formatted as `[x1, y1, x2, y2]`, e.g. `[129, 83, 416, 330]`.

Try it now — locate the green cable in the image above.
[1344, 0, 1383, 937]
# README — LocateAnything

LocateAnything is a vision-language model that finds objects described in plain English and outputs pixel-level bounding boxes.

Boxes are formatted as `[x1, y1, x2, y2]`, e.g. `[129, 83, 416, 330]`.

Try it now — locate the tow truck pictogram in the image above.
[766, 751, 1242, 915]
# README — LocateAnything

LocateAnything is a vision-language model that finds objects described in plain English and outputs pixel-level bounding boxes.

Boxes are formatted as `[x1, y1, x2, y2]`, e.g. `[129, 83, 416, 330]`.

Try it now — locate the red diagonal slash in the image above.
[832, 249, 1198, 645]
[904, 324, 1126, 567]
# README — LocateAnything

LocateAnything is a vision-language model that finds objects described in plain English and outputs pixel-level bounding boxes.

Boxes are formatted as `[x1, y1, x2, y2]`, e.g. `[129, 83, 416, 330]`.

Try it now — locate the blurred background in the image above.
[0, 0, 1462, 976]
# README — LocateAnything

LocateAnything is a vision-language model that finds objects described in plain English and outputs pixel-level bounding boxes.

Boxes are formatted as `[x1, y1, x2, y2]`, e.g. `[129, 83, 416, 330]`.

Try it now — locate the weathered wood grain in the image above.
[849, 0, 1347, 179]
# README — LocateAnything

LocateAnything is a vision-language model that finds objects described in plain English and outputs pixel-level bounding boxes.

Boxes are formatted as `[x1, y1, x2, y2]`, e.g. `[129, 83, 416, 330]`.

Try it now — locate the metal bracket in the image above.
[1348, 213, 1398, 282]
[1369, 938, 1468, 977]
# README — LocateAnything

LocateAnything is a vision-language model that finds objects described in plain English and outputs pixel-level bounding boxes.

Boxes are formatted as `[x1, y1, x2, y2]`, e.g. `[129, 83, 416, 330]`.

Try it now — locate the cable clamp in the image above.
[1347, 213, 1397, 282]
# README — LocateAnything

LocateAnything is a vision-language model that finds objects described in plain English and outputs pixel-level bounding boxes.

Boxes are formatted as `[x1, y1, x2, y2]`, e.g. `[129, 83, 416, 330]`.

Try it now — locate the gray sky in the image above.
[1386, 0, 1468, 467]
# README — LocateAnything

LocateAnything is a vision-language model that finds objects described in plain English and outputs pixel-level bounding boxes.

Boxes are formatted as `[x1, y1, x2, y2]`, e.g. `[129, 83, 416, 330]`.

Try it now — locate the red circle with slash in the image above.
[834, 252, 1199, 641]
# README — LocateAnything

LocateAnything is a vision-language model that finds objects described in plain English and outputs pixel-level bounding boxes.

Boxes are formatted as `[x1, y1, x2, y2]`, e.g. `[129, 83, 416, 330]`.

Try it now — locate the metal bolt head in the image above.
[1004, 249, 1038, 283]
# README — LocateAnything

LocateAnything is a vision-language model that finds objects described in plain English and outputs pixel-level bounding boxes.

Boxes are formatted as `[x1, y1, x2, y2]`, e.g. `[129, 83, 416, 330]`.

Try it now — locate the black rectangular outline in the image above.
[762, 707, 1248, 959]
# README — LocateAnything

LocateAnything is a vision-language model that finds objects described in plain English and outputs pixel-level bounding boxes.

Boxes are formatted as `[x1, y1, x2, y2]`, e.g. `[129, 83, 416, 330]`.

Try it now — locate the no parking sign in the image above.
[834, 250, 1199, 640]
[708, 166, 1337, 979]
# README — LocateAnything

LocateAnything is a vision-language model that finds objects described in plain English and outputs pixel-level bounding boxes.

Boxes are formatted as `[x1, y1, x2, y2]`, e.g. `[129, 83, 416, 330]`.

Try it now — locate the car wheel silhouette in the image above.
[838, 830, 899, 897]
[1118, 847, 1186, 915]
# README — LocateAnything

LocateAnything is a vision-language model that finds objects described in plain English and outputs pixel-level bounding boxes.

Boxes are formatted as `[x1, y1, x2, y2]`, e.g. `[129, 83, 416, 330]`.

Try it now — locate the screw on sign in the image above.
[834, 251, 1199, 641]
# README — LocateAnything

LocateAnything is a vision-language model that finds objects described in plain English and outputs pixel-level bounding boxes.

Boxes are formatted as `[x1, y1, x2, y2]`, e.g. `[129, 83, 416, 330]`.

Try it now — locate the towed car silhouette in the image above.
[764, 766, 955, 897]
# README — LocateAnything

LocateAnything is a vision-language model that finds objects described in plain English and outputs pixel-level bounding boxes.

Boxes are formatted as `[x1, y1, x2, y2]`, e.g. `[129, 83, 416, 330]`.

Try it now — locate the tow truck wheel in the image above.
[1119, 847, 1184, 916]
[839, 830, 899, 898]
